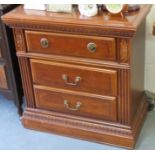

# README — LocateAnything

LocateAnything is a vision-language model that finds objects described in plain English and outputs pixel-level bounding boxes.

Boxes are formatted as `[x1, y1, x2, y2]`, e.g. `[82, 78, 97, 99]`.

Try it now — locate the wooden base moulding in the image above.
[22, 96, 147, 149]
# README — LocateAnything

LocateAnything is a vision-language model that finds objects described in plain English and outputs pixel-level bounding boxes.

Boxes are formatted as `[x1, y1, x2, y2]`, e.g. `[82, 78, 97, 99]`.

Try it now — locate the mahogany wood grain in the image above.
[34, 86, 117, 121]
[22, 96, 147, 149]
[118, 38, 131, 64]
[118, 69, 131, 125]
[30, 59, 117, 97]
[25, 31, 116, 61]
[2, 5, 151, 149]
[18, 57, 35, 108]
[13, 29, 26, 53]
[2, 5, 152, 38]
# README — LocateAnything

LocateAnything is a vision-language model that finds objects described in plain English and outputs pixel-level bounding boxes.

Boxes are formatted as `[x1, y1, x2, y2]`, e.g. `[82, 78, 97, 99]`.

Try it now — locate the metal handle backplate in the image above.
[64, 100, 82, 111]
[40, 38, 49, 48]
[62, 74, 81, 86]
[87, 42, 97, 53]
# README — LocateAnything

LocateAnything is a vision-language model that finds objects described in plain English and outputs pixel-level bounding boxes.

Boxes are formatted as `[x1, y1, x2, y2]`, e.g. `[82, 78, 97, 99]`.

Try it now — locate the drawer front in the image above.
[34, 86, 117, 121]
[25, 31, 116, 61]
[31, 59, 117, 97]
[0, 64, 8, 89]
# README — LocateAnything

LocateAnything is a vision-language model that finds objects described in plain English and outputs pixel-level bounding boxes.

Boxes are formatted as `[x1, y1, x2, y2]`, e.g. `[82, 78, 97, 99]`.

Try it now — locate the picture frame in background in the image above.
[24, 4, 45, 10]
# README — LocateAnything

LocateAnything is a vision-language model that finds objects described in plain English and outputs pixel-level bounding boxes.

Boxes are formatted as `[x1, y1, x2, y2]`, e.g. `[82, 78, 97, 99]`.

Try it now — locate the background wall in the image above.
[145, 5, 155, 93]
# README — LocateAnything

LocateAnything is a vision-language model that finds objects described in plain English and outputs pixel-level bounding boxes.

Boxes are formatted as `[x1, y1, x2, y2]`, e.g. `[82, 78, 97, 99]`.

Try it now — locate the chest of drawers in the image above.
[2, 5, 152, 148]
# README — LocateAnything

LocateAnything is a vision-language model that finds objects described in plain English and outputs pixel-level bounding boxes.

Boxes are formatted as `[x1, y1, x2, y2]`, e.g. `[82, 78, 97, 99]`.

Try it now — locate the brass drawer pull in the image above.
[87, 42, 97, 53]
[62, 74, 81, 86]
[40, 38, 49, 48]
[64, 100, 82, 111]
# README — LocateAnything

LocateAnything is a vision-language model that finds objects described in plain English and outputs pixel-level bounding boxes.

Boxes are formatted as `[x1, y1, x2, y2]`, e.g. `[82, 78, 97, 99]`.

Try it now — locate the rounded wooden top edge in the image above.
[1, 5, 136, 29]
[1, 9, 135, 38]
[2, 18, 136, 38]
[1, 5, 152, 38]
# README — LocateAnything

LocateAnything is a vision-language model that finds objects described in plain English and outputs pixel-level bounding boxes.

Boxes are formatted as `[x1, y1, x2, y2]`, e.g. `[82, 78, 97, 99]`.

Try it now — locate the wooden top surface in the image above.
[2, 5, 152, 37]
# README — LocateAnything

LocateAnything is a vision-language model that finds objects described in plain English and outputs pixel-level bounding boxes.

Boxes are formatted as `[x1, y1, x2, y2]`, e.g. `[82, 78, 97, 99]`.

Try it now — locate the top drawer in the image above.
[25, 31, 116, 61]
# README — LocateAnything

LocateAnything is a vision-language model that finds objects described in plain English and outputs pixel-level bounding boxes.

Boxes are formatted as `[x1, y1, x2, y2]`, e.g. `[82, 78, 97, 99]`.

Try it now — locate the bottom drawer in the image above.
[34, 85, 117, 122]
[0, 64, 8, 89]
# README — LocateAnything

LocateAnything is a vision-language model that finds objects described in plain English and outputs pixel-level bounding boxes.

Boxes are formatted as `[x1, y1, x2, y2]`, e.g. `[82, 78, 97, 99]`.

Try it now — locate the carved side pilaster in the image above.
[13, 29, 26, 53]
[118, 69, 131, 125]
[18, 57, 35, 108]
[119, 39, 131, 64]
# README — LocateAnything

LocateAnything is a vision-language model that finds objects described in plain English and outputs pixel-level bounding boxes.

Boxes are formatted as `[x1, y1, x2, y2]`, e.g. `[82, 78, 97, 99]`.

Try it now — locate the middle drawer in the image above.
[30, 59, 117, 97]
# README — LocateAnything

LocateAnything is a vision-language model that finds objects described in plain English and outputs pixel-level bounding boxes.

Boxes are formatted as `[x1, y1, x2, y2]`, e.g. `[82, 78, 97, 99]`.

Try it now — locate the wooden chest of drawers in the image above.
[2, 5, 152, 148]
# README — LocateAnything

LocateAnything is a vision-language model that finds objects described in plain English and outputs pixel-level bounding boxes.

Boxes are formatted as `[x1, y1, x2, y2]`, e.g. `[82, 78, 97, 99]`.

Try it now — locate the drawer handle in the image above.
[40, 38, 49, 48]
[64, 100, 82, 111]
[62, 74, 81, 86]
[87, 42, 97, 53]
